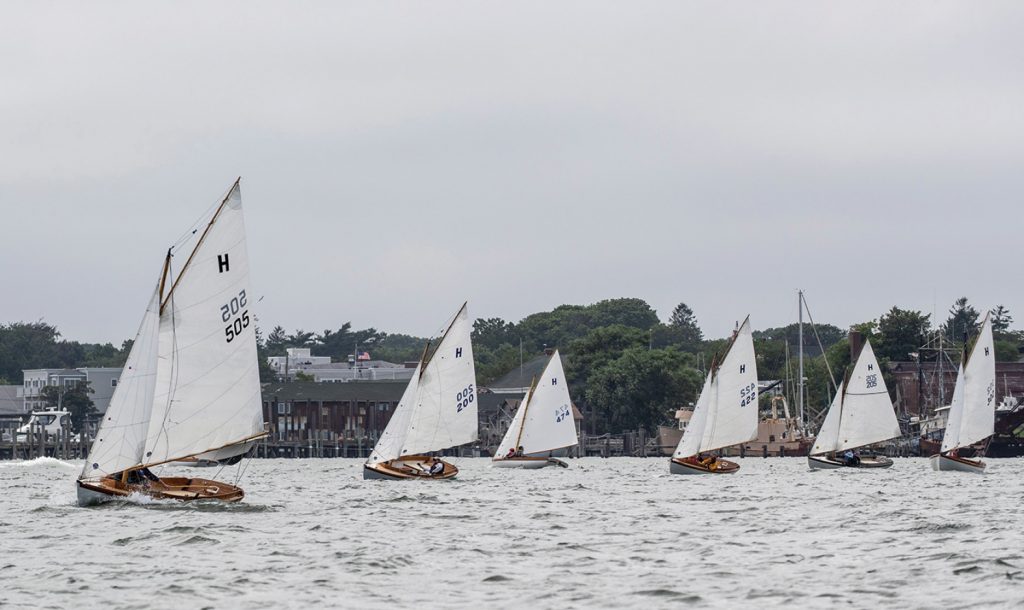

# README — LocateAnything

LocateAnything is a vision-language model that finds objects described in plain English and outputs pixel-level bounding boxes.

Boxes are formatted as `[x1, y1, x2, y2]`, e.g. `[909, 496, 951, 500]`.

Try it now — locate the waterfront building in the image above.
[21, 368, 121, 414]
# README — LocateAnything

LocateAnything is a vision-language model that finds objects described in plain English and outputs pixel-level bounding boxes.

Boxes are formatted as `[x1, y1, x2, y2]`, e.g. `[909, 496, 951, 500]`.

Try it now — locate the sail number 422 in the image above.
[739, 383, 757, 407]
[221, 290, 250, 343]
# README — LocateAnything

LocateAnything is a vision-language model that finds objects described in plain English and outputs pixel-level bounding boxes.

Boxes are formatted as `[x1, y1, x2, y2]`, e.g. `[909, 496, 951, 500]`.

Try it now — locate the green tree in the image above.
[564, 325, 648, 389]
[586, 348, 702, 434]
[994, 340, 1019, 363]
[876, 307, 931, 362]
[990, 305, 1014, 338]
[39, 381, 95, 433]
[668, 302, 703, 342]
[944, 297, 979, 342]
[472, 318, 516, 351]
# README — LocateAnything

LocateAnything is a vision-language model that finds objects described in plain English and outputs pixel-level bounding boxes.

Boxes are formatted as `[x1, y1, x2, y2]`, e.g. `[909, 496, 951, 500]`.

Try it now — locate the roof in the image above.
[486, 354, 551, 390]
[261, 380, 409, 403]
[477, 391, 525, 417]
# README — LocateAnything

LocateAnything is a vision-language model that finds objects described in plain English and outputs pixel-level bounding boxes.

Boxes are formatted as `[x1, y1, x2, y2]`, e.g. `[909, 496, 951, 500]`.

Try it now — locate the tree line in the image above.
[1, 297, 1019, 436]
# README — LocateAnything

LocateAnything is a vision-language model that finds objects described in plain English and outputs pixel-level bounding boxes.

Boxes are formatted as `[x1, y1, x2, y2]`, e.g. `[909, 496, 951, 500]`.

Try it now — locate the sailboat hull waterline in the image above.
[75, 476, 245, 506]
[807, 455, 894, 470]
[929, 454, 986, 473]
[669, 457, 740, 475]
[362, 456, 459, 480]
[491, 457, 568, 469]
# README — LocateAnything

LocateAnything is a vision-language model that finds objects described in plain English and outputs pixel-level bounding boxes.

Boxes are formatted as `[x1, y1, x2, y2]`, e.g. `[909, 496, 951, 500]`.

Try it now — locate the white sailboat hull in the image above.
[930, 454, 986, 473]
[76, 481, 115, 507]
[807, 455, 894, 470]
[491, 457, 567, 469]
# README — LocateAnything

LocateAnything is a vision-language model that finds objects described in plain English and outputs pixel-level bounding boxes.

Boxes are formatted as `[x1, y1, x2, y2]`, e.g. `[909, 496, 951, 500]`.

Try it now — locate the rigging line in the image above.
[167, 182, 238, 252]
[801, 293, 838, 392]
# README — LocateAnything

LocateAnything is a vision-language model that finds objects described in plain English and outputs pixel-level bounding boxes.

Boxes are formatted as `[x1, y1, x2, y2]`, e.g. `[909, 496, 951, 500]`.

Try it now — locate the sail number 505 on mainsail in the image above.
[221, 289, 250, 343]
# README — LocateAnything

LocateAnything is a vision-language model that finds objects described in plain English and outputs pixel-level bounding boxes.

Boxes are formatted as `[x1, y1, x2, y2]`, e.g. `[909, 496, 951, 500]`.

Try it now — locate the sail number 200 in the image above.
[221, 290, 250, 343]
[739, 383, 757, 407]
[456, 385, 475, 413]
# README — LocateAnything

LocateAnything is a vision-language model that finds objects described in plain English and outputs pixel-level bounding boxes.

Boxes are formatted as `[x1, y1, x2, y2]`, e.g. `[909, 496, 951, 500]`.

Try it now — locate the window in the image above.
[277, 403, 290, 415]
[111, 379, 118, 388]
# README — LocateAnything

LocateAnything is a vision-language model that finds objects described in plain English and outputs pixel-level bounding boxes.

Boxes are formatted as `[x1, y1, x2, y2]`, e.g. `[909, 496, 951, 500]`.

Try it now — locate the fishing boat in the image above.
[670, 317, 758, 475]
[76, 179, 268, 505]
[807, 339, 900, 469]
[930, 314, 995, 473]
[363, 303, 477, 480]
[492, 350, 577, 469]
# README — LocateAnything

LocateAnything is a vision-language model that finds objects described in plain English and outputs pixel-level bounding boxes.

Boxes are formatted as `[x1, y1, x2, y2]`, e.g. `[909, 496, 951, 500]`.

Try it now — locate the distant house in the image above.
[261, 380, 409, 445]
[266, 347, 416, 383]
[21, 368, 121, 414]
[0, 385, 22, 435]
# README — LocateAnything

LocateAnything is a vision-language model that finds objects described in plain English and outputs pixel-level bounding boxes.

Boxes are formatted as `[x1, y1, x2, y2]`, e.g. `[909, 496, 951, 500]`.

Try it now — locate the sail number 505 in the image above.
[739, 383, 756, 407]
[221, 290, 250, 343]
[456, 385, 475, 412]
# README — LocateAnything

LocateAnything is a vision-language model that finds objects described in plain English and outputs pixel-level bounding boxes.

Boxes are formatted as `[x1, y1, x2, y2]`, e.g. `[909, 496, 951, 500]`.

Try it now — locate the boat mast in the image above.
[798, 290, 805, 432]
[514, 375, 539, 451]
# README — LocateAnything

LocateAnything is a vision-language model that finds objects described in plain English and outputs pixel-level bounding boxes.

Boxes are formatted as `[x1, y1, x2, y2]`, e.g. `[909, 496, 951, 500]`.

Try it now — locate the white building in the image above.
[266, 348, 416, 383]
[22, 368, 122, 414]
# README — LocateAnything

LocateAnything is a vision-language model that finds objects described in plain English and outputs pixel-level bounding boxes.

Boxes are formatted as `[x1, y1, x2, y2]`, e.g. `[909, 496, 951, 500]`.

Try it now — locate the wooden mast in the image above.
[513, 375, 539, 452]
[160, 177, 241, 314]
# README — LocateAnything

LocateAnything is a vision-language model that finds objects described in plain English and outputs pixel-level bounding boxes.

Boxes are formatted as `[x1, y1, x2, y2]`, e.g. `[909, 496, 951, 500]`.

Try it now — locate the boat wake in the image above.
[0, 457, 79, 470]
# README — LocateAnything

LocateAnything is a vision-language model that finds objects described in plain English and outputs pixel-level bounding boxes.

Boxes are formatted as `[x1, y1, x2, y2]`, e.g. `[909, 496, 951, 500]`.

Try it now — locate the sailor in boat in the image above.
[505, 447, 517, 459]
[842, 449, 860, 467]
[516, 446, 524, 457]
[428, 458, 445, 476]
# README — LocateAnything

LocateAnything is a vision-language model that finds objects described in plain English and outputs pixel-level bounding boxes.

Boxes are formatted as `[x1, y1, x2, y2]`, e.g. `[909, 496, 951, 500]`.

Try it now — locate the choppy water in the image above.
[2, 457, 1023, 608]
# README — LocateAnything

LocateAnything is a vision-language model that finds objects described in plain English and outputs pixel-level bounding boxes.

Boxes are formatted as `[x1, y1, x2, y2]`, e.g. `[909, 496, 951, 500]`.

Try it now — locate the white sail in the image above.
[143, 182, 264, 466]
[495, 384, 531, 458]
[674, 373, 712, 458]
[939, 363, 966, 453]
[366, 363, 421, 464]
[810, 382, 844, 456]
[834, 340, 901, 451]
[496, 351, 577, 457]
[943, 314, 995, 452]
[395, 304, 479, 457]
[674, 317, 758, 457]
[80, 288, 162, 478]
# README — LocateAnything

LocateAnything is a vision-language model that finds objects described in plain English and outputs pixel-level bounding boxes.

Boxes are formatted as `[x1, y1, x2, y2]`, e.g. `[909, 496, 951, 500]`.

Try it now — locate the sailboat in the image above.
[670, 317, 758, 475]
[76, 179, 268, 505]
[930, 313, 995, 473]
[807, 339, 900, 469]
[492, 350, 578, 469]
[363, 303, 478, 480]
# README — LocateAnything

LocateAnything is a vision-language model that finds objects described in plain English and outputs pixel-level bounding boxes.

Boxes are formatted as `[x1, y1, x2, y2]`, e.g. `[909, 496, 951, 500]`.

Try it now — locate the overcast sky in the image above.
[2, 1, 1022, 344]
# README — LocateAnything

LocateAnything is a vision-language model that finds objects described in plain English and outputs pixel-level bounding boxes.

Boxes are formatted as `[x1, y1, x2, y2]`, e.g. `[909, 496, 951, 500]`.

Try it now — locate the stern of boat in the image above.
[930, 454, 986, 473]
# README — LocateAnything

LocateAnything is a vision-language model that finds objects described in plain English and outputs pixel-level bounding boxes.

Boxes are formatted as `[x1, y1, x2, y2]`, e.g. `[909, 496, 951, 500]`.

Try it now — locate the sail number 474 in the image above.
[221, 290, 250, 343]
[739, 382, 757, 407]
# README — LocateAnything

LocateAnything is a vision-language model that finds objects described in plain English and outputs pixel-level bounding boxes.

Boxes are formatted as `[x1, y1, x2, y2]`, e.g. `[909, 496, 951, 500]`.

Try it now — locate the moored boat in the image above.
[492, 350, 578, 469]
[929, 314, 995, 474]
[76, 179, 268, 505]
[363, 303, 478, 480]
[807, 339, 900, 470]
[670, 316, 758, 475]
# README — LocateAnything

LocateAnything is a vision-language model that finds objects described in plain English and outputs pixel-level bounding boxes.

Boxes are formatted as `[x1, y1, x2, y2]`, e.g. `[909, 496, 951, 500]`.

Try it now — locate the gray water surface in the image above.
[2, 457, 1022, 608]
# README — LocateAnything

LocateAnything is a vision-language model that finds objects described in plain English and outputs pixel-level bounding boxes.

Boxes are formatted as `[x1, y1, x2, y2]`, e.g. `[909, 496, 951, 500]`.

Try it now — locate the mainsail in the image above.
[810, 339, 900, 455]
[495, 350, 578, 457]
[674, 317, 758, 458]
[143, 181, 264, 467]
[941, 314, 995, 453]
[366, 303, 478, 464]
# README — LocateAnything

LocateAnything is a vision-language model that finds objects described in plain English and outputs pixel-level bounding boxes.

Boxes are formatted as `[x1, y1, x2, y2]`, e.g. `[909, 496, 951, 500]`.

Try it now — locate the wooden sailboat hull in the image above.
[930, 454, 986, 473]
[669, 457, 740, 475]
[76, 476, 245, 506]
[491, 457, 568, 469]
[362, 456, 459, 480]
[807, 455, 894, 470]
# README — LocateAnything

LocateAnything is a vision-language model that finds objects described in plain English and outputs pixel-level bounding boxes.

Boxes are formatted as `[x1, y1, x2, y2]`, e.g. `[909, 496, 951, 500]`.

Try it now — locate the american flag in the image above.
[357, 351, 371, 361]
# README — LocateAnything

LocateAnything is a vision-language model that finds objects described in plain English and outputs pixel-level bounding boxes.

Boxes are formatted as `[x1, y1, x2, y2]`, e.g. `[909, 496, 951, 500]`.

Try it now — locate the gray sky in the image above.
[2, 1, 1022, 344]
